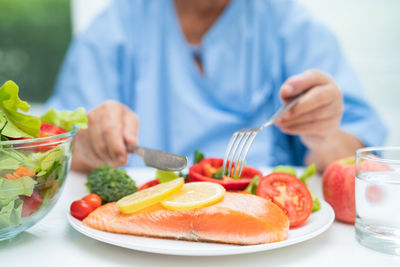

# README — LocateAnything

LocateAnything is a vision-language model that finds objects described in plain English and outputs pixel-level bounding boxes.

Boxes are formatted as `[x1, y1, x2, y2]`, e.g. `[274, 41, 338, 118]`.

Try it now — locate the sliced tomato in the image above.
[188, 158, 262, 191]
[256, 172, 312, 227]
[39, 122, 66, 136]
[138, 179, 160, 191]
[12, 122, 67, 152]
[21, 192, 43, 217]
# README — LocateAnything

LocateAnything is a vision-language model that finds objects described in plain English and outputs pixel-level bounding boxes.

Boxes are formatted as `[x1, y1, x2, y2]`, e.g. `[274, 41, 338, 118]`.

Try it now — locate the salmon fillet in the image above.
[83, 192, 289, 245]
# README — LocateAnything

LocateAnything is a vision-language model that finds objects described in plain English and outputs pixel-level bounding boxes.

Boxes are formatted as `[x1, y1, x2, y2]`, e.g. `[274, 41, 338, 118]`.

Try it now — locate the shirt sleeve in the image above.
[45, 0, 134, 112]
[272, 0, 387, 158]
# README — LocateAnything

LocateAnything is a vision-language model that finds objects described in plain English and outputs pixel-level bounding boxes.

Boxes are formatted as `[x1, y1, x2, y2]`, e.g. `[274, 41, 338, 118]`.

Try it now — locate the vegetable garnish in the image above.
[161, 182, 225, 211]
[188, 158, 261, 191]
[272, 166, 297, 177]
[155, 169, 179, 183]
[86, 165, 137, 203]
[117, 178, 184, 214]
[273, 164, 321, 212]
[70, 200, 94, 221]
[256, 172, 313, 228]
[70, 193, 102, 220]
[82, 193, 102, 209]
[299, 164, 316, 184]
[138, 179, 160, 191]
[193, 149, 204, 164]
[244, 176, 260, 194]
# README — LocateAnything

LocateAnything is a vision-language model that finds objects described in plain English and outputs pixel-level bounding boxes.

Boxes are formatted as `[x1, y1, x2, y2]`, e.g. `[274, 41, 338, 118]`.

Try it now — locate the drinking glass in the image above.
[355, 146, 400, 255]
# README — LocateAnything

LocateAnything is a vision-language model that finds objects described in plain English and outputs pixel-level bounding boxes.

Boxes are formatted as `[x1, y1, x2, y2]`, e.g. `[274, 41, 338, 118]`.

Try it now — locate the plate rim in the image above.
[67, 200, 335, 256]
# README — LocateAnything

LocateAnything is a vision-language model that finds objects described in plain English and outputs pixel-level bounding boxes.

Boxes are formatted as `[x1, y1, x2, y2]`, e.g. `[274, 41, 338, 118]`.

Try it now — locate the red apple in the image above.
[322, 157, 356, 224]
[322, 156, 391, 224]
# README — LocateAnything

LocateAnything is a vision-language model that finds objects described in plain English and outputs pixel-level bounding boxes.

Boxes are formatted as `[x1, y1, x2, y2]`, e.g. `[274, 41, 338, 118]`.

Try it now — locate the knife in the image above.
[127, 145, 188, 171]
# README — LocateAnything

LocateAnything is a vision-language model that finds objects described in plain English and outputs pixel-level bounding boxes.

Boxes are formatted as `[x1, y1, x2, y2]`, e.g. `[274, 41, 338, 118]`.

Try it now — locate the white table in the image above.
[1, 168, 399, 267]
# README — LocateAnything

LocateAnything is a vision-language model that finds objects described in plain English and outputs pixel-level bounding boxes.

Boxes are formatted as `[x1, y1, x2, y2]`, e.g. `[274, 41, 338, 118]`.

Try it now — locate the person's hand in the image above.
[71, 100, 139, 173]
[275, 70, 343, 149]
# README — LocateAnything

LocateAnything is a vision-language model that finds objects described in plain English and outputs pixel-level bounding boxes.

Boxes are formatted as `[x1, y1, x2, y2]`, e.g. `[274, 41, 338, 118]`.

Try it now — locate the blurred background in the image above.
[0, 0, 399, 145]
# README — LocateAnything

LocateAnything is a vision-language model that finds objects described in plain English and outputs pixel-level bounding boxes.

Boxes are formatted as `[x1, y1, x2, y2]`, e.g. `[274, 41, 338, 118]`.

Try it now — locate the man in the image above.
[47, 0, 386, 172]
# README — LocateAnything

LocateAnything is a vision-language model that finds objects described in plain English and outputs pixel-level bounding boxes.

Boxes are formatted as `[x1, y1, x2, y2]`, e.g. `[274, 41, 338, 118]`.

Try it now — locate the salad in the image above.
[0, 80, 88, 231]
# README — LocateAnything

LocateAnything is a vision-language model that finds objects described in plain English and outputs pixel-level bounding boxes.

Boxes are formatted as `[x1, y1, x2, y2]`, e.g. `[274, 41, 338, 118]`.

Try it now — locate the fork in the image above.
[221, 92, 305, 178]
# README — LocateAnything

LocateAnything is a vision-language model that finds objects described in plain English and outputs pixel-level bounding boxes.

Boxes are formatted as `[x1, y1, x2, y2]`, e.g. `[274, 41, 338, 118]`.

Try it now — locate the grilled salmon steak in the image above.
[83, 192, 289, 245]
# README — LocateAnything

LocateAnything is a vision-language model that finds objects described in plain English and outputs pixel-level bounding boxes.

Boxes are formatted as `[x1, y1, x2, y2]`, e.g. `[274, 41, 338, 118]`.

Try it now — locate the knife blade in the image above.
[128, 145, 188, 171]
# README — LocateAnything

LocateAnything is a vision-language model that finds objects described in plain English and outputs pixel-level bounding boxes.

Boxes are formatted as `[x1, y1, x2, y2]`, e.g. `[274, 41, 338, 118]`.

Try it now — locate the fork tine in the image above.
[226, 132, 245, 177]
[237, 131, 258, 177]
[222, 132, 239, 177]
[232, 131, 252, 177]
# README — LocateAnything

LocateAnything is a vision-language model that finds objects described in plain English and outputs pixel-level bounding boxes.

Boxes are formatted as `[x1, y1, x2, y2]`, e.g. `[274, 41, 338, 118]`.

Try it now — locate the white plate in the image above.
[67, 200, 334, 256]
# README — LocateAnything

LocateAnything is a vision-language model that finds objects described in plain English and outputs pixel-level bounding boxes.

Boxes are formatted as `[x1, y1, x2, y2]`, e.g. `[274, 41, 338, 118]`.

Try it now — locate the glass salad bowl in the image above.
[0, 128, 77, 241]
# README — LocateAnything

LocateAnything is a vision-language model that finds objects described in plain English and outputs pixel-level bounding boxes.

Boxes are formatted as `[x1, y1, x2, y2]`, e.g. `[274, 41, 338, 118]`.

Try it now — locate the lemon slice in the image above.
[117, 178, 184, 214]
[161, 182, 225, 210]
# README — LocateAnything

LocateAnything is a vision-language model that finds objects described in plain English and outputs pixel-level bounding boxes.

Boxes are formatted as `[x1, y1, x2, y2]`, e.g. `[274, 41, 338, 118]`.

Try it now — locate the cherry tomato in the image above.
[82, 193, 102, 209]
[138, 179, 160, 191]
[188, 158, 262, 191]
[256, 172, 313, 227]
[21, 192, 43, 217]
[70, 200, 93, 220]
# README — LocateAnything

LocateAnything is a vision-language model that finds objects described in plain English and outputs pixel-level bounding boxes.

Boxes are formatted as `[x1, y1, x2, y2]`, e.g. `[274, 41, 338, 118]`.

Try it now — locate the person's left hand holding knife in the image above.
[275, 69, 363, 172]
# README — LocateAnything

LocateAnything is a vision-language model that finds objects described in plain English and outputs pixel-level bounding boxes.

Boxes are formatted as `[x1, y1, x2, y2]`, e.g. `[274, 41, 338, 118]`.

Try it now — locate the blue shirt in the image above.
[47, 0, 387, 167]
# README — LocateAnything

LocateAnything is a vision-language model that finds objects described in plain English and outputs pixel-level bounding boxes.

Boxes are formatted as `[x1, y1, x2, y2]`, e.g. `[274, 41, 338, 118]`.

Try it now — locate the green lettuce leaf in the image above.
[0, 176, 37, 206]
[0, 81, 41, 138]
[193, 149, 204, 164]
[155, 169, 179, 183]
[0, 199, 23, 228]
[244, 176, 260, 195]
[311, 192, 321, 212]
[40, 107, 88, 131]
[299, 163, 316, 184]
[272, 166, 297, 176]
[0, 112, 7, 134]
[0, 149, 27, 168]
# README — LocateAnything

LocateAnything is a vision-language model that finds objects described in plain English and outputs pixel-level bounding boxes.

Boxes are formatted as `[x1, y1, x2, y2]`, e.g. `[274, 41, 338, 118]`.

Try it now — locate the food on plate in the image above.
[83, 192, 289, 245]
[138, 179, 160, 191]
[0, 80, 88, 230]
[70, 193, 102, 220]
[244, 175, 260, 194]
[155, 169, 180, 183]
[82, 193, 102, 209]
[322, 156, 389, 224]
[76, 147, 317, 243]
[117, 178, 184, 214]
[273, 164, 321, 212]
[160, 182, 225, 210]
[86, 165, 137, 203]
[188, 158, 262, 190]
[256, 172, 313, 227]
[272, 166, 297, 177]
[70, 200, 93, 220]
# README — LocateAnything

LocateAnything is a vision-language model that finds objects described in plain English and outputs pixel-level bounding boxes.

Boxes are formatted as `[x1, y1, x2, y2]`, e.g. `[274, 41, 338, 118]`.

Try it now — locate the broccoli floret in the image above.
[86, 165, 137, 203]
